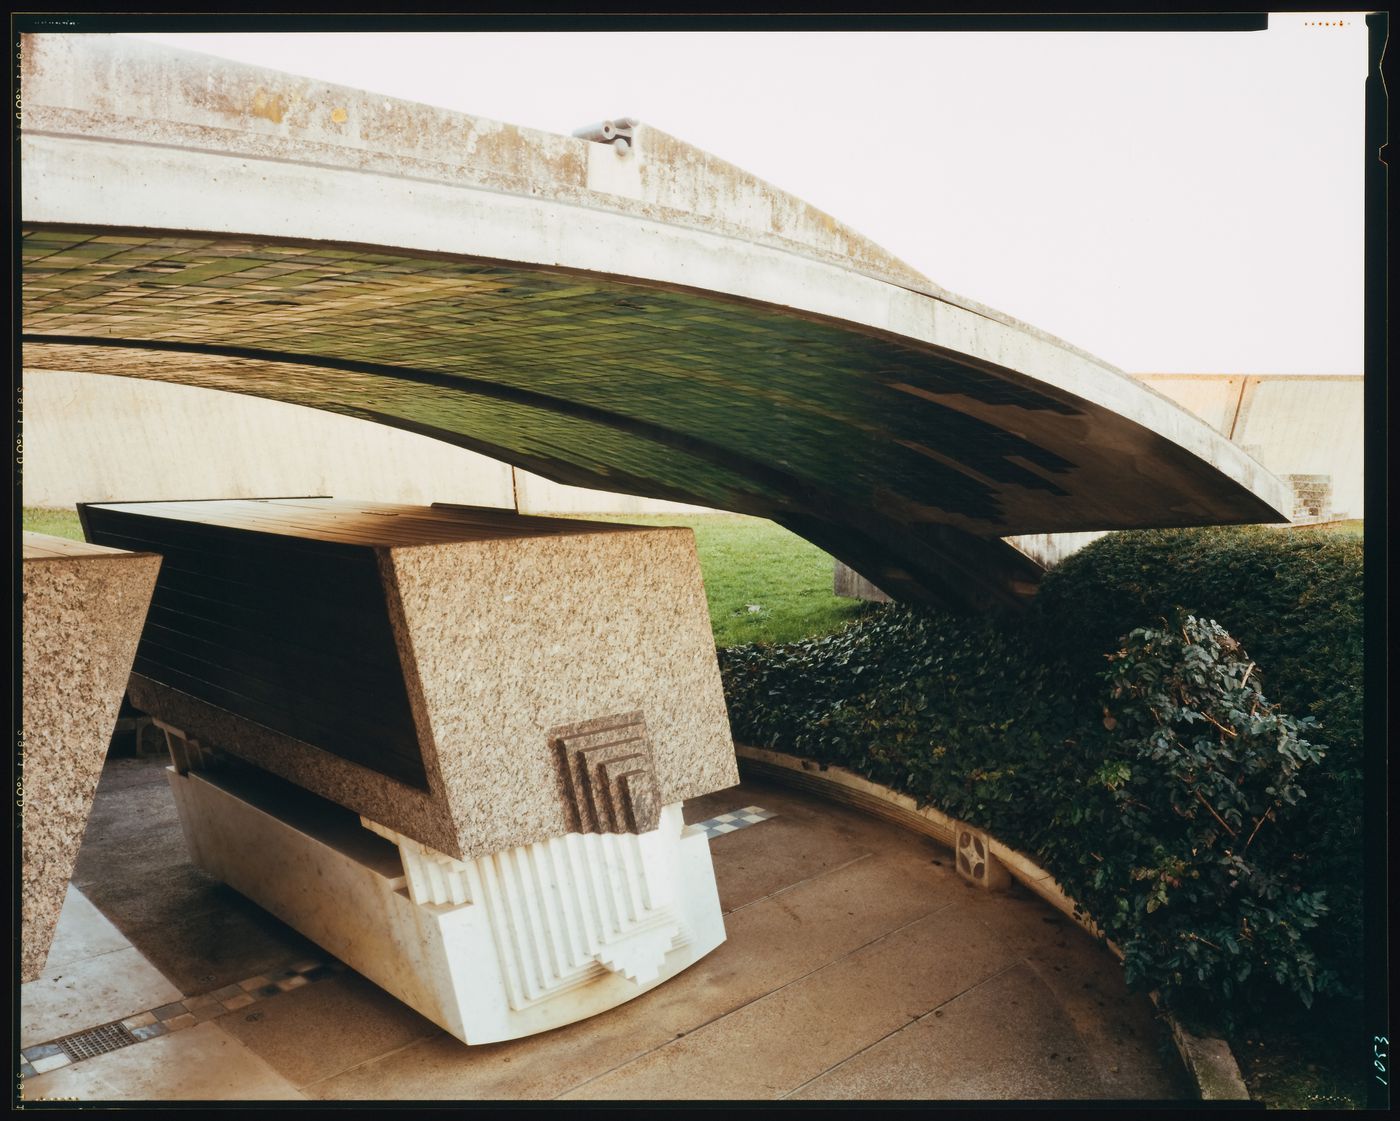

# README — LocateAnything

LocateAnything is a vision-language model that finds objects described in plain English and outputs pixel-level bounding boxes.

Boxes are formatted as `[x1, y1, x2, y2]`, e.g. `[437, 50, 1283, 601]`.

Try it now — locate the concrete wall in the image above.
[1000, 375, 1362, 572]
[21, 369, 708, 515]
[995, 530, 1111, 572]
[513, 472, 711, 516]
[1138, 374, 1364, 520]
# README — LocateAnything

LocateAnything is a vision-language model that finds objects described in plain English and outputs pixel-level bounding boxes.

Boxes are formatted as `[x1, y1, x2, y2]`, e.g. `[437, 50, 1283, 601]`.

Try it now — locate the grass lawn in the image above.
[1312, 518, 1363, 537]
[22, 507, 876, 648]
[22, 506, 86, 540]
[562, 512, 877, 646]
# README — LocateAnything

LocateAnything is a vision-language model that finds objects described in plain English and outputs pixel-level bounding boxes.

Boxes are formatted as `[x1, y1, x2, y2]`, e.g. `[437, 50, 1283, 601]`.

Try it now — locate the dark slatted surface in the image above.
[83, 497, 647, 547]
[80, 500, 429, 788]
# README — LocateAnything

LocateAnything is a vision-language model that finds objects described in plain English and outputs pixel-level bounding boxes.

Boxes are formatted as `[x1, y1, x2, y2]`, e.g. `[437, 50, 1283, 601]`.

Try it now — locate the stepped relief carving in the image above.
[550, 711, 661, 835]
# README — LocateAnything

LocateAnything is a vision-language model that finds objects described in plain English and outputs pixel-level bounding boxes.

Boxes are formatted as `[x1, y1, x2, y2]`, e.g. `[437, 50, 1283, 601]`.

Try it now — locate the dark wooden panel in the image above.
[83, 502, 428, 789]
[89, 497, 646, 547]
[136, 620, 418, 750]
[89, 531, 397, 650]
[129, 656, 424, 785]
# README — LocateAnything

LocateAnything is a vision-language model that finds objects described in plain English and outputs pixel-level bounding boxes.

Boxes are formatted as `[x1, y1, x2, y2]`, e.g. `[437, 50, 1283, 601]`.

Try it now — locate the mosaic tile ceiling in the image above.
[21, 227, 1278, 611]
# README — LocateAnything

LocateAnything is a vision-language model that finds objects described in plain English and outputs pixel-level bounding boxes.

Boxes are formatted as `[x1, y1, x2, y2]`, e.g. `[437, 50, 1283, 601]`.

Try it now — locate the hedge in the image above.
[717, 526, 1363, 1029]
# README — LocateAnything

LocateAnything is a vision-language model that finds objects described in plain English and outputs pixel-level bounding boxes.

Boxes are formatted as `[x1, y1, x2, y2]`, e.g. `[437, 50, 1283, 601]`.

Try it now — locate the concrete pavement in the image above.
[20, 754, 1191, 1102]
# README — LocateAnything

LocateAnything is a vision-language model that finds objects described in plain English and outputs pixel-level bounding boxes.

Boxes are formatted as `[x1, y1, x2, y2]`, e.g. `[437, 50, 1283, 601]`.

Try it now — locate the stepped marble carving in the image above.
[169, 764, 724, 1043]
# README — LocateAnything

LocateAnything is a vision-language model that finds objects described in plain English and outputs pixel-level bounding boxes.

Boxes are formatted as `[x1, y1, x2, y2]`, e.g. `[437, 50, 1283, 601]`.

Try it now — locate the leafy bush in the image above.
[718, 526, 1363, 1026]
[1030, 526, 1364, 999]
[1084, 613, 1329, 1022]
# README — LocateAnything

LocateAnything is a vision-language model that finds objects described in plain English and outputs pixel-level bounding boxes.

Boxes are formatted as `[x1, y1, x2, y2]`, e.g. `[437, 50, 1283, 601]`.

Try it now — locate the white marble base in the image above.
[166, 766, 726, 1045]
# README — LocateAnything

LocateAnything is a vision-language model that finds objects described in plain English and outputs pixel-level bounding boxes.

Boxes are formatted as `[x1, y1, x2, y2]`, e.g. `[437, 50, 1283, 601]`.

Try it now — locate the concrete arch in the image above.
[19, 34, 1289, 611]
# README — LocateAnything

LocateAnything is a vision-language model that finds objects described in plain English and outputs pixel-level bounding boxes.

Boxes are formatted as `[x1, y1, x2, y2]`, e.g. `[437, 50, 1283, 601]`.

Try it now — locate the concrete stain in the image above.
[249, 88, 287, 125]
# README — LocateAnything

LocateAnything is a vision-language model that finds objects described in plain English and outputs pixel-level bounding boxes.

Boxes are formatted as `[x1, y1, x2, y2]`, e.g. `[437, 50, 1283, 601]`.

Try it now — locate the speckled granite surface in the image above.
[21, 533, 161, 981]
[127, 509, 738, 861]
[387, 527, 737, 859]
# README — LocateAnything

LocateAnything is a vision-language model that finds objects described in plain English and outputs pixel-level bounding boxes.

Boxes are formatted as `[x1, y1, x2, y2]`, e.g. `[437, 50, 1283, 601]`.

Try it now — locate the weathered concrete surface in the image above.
[20, 34, 1291, 611]
[1002, 373, 1363, 569]
[513, 468, 712, 516]
[20, 533, 161, 981]
[1140, 374, 1363, 520]
[21, 368, 515, 510]
[832, 562, 891, 603]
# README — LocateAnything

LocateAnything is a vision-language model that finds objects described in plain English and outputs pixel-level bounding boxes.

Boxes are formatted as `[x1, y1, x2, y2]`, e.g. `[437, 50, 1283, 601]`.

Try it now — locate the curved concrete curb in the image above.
[736, 744, 1251, 1102]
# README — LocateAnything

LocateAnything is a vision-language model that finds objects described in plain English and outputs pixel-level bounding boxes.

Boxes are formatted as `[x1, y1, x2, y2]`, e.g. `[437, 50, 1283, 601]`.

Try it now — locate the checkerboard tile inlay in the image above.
[20, 956, 348, 1079]
[692, 805, 776, 839]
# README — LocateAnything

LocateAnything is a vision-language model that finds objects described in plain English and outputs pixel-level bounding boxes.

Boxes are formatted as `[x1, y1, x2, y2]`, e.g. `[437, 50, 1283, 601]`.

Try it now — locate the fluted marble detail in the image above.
[363, 804, 690, 1008]
[172, 767, 725, 1044]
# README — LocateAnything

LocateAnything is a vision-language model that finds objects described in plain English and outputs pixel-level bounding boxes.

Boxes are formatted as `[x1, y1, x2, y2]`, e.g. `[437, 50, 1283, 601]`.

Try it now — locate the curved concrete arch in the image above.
[20, 34, 1289, 610]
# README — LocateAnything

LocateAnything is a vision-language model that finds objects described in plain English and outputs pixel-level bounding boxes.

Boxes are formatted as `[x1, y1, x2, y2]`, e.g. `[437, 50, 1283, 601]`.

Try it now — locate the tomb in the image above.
[80, 498, 738, 1043]
[21, 533, 161, 982]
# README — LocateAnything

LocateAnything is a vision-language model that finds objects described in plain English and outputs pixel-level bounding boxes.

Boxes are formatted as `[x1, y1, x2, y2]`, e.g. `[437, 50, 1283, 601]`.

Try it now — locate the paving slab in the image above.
[309, 850, 964, 1101]
[559, 901, 1020, 1100]
[47, 758, 1191, 1102]
[102, 898, 323, 996]
[214, 971, 439, 1088]
[697, 781, 907, 914]
[681, 785, 747, 824]
[41, 883, 130, 970]
[788, 962, 1107, 1100]
[73, 759, 185, 844]
[71, 759, 318, 994]
[20, 1021, 305, 1103]
[954, 884, 1191, 1099]
[21, 944, 183, 1050]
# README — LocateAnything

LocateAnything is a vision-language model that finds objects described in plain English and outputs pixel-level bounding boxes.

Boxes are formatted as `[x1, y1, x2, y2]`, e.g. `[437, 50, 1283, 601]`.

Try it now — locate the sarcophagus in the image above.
[80, 498, 738, 1042]
[21, 533, 161, 982]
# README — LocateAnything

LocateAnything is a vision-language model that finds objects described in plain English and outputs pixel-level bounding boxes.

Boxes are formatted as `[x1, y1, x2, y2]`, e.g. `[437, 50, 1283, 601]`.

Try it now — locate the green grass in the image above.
[22, 507, 875, 648]
[1312, 518, 1364, 537]
[571, 513, 877, 647]
[22, 506, 84, 540]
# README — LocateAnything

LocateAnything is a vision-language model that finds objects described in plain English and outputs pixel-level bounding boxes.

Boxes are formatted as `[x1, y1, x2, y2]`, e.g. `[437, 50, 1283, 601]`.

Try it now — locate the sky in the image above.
[126, 16, 1370, 376]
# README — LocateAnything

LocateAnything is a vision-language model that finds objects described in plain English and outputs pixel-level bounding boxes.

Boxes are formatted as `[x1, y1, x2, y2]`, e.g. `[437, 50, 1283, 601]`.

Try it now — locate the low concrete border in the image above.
[736, 743, 1251, 1101]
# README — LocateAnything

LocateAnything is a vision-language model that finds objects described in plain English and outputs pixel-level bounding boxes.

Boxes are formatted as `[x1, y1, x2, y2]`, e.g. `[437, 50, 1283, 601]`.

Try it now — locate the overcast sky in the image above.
[127, 16, 1369, 376]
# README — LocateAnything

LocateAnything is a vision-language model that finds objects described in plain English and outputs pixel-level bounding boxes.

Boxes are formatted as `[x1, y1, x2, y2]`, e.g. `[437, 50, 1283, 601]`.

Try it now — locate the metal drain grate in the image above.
[58, 1021, 139, 1061]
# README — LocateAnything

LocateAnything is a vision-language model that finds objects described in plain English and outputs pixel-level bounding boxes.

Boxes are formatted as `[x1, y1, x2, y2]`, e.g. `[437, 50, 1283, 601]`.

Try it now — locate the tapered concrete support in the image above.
[832, 561, 892, 603]
[167, 765, 726, 1044]
[20, 533, 161, 982]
